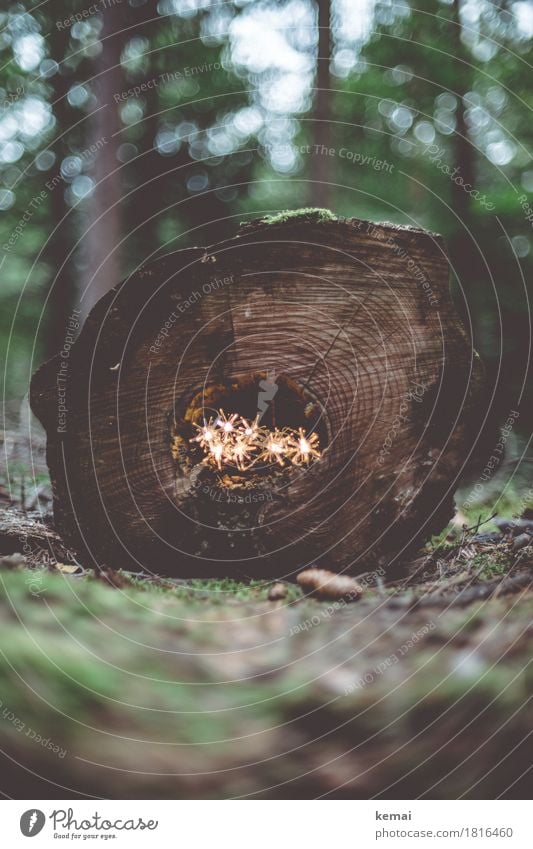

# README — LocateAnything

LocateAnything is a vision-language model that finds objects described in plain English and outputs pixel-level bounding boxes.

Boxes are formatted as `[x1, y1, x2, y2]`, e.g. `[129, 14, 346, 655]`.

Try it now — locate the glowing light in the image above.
[260, 429, 289, 467]
[190, 411, 321, 471]
[191, 422, 216, 449]
[209, 438, 225, 470]
[215, 409, 239, 435]
[290, 428, 321, 465]
[241, 415, 261, 439]
[232, 436, 254, 470]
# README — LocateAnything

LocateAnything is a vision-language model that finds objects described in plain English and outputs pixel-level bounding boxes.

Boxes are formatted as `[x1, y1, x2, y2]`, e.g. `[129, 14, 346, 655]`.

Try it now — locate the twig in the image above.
[413, 569, 533, 608]
[462, 512, 497, 534]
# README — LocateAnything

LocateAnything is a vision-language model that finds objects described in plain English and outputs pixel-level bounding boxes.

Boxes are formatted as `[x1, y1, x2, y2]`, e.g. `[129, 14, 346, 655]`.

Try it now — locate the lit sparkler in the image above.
[191, 421, 217, 449]
[191, 412, 321, 471]
[259, 428, 290, 467]
[288, 428, 321, 465]
[215, 409, 239, 436]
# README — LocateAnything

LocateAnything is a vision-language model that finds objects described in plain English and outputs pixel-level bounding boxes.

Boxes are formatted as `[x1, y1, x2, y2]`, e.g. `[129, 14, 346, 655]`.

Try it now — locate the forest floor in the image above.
[0, 431, 532, 799]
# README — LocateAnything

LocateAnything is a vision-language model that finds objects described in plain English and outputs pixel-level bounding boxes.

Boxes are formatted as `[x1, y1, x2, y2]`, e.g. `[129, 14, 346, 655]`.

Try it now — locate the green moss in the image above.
[118, 574, 301, 604]
[470, 551, 509, 580]
[255, 208, 337, 227]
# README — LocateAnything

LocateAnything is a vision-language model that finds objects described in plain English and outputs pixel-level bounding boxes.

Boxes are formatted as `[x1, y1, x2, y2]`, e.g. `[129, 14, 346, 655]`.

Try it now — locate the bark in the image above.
[30, 213, 484, 576]
[449, 0, 500, 465]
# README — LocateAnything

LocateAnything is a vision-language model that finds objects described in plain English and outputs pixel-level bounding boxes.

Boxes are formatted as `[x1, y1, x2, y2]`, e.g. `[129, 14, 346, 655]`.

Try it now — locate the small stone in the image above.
[494, 517, 533, 537]
[268, 582, 287, 601]
[512, 533, 533, 551]
[297, 568, 363, 602]
[0, 553, 26, 570]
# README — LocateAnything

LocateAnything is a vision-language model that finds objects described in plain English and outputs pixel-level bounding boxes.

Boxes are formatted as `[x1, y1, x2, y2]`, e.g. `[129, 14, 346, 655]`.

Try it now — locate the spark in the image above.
[205, 436, 225, 470]
[190, 421, 216, 449]
[215, 409, 239, 435]
[289, 428, 321, 465]
[240, 414, 261, 440]
[259, 429, 290, 466]
[191, 410, 321, 472]
[231, 436, 255, 470]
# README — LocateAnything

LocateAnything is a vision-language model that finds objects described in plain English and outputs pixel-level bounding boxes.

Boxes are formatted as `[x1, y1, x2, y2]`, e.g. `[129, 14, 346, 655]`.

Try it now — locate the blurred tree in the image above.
[122, 0, 162, 265]
[42, 21, 77, 360]
[82, 0, 126, 314]
[312, 0, 332, 208]
[330, 0, 533, 424]
[451, 0, 476, 230]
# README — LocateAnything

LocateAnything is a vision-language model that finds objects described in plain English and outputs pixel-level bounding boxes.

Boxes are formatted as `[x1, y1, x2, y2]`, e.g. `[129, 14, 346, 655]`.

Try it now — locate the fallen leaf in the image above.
[52, 562, 80, 574]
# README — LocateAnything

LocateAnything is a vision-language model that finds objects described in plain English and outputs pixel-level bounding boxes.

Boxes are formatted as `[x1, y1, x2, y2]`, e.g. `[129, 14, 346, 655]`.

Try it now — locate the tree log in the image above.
[30, 212, 483, 577]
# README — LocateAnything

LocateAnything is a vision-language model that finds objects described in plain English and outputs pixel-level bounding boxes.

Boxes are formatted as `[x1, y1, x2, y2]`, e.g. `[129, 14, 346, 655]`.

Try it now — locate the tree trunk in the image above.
[451, 0, 475, 228]
[30, 212, 483, 577]
[42, 24, 77, 361]
[123, 1, 162, 267]
[448, 0, 499, 464]
[311, 0, 332, 208]
[80, 1, 126, 317]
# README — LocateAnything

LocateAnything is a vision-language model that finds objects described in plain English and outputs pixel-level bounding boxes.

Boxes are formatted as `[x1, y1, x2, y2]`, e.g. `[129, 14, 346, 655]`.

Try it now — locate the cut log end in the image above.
[30, 214, 484, 578]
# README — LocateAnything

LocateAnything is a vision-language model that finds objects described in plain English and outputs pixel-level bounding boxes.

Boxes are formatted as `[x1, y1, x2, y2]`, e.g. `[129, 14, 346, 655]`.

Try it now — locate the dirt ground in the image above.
[0, 546, 531, 799]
